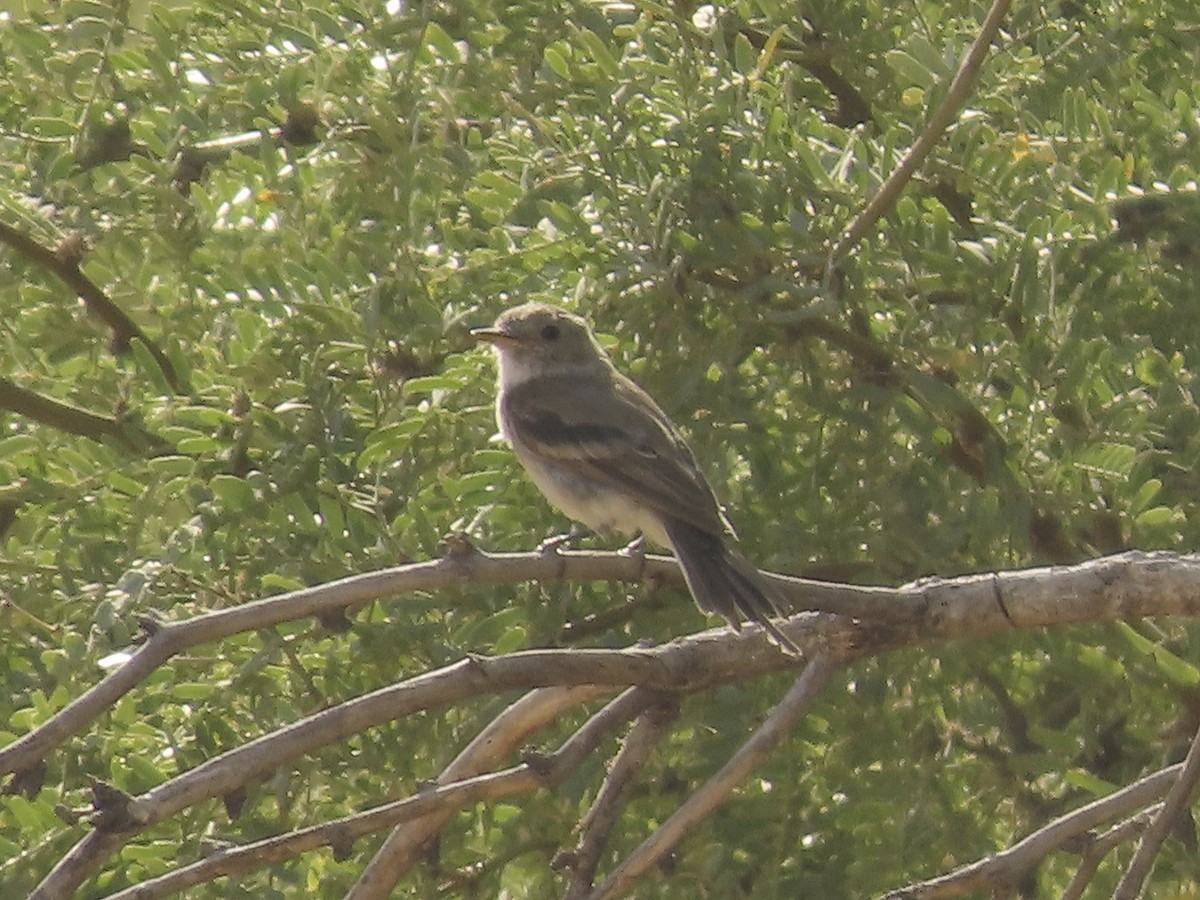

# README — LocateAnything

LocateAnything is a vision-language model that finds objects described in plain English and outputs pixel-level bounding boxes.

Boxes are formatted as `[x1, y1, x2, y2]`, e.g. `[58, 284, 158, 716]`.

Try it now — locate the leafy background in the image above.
[3, 0, 1200, 896]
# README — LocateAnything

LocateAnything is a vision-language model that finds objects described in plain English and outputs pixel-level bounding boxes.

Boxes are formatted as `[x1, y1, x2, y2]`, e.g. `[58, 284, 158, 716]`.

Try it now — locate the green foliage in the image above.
[3, 0, 1200, 896]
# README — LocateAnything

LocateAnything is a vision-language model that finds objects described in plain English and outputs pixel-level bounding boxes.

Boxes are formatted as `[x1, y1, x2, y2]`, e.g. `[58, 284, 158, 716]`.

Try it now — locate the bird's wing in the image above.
[503, 372, 728, 536]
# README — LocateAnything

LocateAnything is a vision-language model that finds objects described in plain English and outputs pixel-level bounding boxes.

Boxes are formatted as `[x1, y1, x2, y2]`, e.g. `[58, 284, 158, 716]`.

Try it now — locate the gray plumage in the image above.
[473, 303, 798, 655]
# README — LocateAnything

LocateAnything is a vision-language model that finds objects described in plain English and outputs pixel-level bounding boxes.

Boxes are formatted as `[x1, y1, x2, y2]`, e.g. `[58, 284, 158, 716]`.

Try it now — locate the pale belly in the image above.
[511, 443, 671, 548]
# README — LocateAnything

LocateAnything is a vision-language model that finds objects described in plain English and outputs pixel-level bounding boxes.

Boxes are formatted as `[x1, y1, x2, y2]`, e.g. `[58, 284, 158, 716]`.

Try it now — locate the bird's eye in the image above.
[541, 324, 560, 341]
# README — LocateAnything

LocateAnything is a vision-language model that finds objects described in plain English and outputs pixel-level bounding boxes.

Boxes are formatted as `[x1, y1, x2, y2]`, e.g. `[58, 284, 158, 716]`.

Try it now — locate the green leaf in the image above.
[1130, 478, 1162, 514]
[1074, 442, 1137, 479]
[0, 435, 40, 458]
[209, 474, 255, 510]
[173, 681, 219, 700]
[24, 116, 75, 138]
[1115, 622, 1200, 688]
[425, 21, 460, 61]
[544, 46, 571, 80]
[273, 22, 319, 51]
[261, 573, 306, 593]
[130, 337, 172, 394]
[883, 50, 938, 88]
[308, 8, 345, 40]
[1062, 768, 1116, 796]
[733, 32, 756, 76]
[359, 420, 426, 469]
[403, 374, 469, 395]
[1134, 506, 1179, 528]
[62, 0, 114, 15]
[574, 27, 619, 77]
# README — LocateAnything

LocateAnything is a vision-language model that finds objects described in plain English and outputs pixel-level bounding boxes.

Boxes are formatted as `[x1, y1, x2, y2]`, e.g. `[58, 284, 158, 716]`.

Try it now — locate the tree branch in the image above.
[0, 221, 184, 393]
[100, 766, 554, 900]
[12, 548, 1200, 789]
[589, 653, 840, 898]
[100, 686, 631, 900]
[0, 541, 901, 782]
[17, 549, 1200, 896]
[1061, 807, 1157, 900]
[170, 104, 322, 191]
[563, 695, 680, 897]
[882, 763, 1185, 898]
[828, 0, 1013, 266]
[347, 687, 656, 898]
[33, 679, 651, 900]
[1112, 720, 1200, 899]
[0, 376, 164, 452]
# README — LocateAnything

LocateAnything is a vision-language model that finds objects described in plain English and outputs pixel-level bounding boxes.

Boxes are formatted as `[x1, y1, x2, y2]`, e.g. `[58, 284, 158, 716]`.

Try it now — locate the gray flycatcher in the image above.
[472, 302, 799, 654]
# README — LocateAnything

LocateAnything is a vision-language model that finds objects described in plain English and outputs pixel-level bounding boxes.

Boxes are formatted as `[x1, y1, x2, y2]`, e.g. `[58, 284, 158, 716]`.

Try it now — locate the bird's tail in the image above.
[663, 519, 801, 656]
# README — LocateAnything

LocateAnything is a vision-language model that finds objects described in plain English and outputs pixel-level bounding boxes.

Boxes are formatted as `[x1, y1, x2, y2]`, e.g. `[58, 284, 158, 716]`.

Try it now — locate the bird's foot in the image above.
[538, 526, 583, 555]
[620, 535, 647, 559]
[621, 535, 648, 580]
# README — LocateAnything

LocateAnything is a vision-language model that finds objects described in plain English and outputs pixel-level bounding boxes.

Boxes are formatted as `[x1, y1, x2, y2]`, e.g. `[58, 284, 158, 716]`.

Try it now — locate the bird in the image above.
[472, 302, 799, 654]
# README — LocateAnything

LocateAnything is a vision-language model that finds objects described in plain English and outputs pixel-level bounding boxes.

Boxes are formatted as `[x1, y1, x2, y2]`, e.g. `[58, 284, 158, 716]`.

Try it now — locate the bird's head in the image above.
[472, 303, 610, 388]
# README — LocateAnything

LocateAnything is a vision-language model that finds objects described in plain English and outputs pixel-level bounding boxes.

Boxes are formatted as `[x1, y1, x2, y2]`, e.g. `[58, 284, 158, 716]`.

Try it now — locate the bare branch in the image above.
[347, 687, 654, 898]
[102, 686, 634, 900]
[828, 0, 1013, 266]
[0, 546, 784, 780]
[0, 376, 163, 451]
[128, 659, 655, 827]
[11, 548, 1200, 786]
[563, 695, 680, 898]
[34, 684, 645, 900]
[1062, 807, 1158, 900]
[0, 221, 184, 392]
[0, 537, 914, 782]
[101, 767, 550, 900]
[589, 653, 841, 899]
[1112, 721, 1200, 899]
[881, 764, 1184, 898]
[17, 549, 1200, 896]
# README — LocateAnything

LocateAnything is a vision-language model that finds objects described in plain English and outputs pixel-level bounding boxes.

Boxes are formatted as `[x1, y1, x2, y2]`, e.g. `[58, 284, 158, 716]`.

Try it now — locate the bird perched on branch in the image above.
[473, 302, 799, 655]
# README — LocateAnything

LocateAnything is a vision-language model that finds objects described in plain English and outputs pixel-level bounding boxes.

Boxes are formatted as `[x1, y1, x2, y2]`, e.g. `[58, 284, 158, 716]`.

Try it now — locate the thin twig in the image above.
[882, 764, 1184, 898]
[0, 376, 162, 451]
[346, 687, 654, 899]
[0, 221, 184, 392]
[102, 686, 627, 900]
[588, 652, 840, 899]
[101, 766, 553, 900]
[827, 0, 1013, 268]
[1113, 722, 1200, 899]
[1061, 807, 1157, 900]
[564, 695, 680, 898]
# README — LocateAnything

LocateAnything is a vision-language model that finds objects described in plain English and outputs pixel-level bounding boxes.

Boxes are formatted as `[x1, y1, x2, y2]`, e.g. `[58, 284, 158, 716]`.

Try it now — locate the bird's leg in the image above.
[538, 524, 585, 555]
[621, 534, 648, 581]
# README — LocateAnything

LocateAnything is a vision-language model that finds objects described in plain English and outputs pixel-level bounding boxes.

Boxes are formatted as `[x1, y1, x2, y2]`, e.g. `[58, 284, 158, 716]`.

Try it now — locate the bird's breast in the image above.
[498, 403, 669, 545]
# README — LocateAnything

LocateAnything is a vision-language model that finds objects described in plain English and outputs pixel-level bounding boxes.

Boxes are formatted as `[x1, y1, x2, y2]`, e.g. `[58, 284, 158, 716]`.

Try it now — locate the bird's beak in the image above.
[470, 327, 516, 346]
